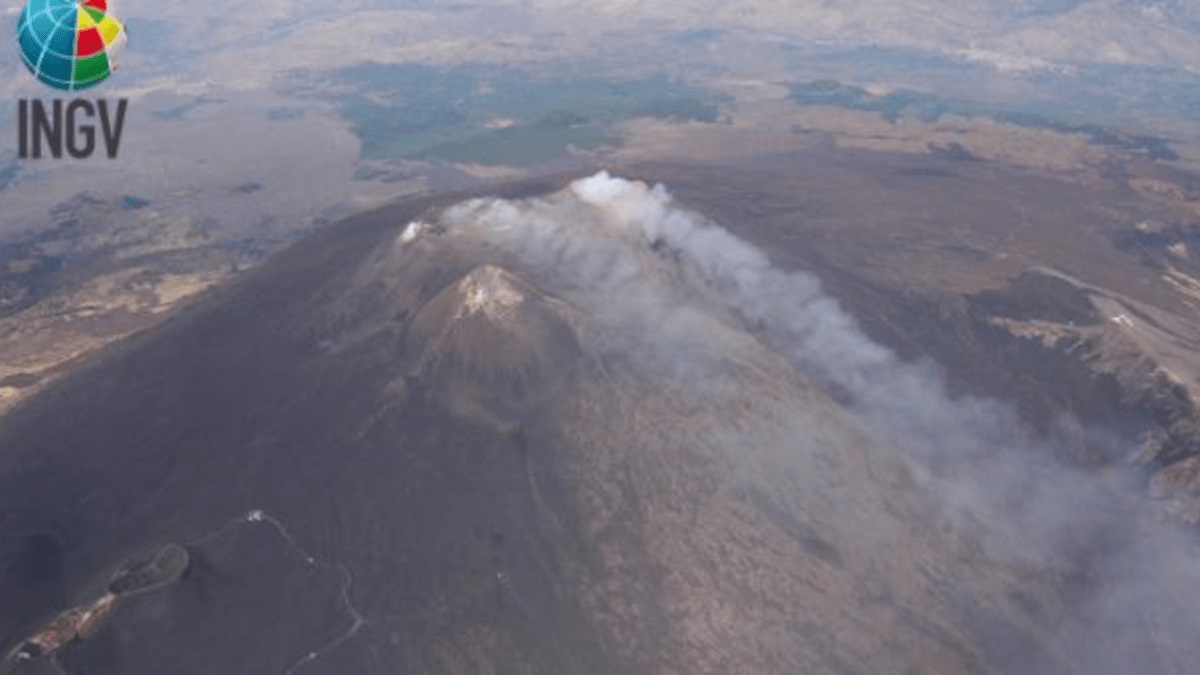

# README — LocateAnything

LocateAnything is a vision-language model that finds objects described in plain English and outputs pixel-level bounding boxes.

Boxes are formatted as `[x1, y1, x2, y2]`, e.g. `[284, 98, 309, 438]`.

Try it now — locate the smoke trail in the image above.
[442, 172, 1029, 470]
[416, 171, 1200, 674]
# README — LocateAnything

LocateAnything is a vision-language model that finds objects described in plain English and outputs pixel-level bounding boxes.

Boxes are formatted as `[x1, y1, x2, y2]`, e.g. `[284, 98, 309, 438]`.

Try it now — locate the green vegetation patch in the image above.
[299, 64, 727, 165]
[789, 79, 1178, 160]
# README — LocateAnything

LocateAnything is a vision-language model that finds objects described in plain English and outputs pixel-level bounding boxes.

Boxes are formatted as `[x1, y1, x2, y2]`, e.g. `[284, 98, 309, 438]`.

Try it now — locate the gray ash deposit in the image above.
[1, 172, 1199, 674]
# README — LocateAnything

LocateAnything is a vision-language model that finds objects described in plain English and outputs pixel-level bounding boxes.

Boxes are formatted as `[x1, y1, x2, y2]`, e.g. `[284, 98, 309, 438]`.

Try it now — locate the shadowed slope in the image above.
[0, 172, 1194, 674]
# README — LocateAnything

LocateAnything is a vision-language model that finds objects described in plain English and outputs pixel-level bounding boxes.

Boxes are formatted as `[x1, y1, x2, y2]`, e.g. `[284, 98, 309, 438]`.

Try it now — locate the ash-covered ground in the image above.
[1, 172, 1199, 674]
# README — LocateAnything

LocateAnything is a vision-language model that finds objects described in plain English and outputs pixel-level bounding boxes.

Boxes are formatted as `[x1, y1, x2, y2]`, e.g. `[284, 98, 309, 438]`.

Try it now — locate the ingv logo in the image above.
[15, 0, 129, 158]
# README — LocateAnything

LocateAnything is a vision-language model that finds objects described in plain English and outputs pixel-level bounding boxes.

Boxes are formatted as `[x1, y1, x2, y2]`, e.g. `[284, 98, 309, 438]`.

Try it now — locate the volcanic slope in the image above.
[0, 173, 1198, 674]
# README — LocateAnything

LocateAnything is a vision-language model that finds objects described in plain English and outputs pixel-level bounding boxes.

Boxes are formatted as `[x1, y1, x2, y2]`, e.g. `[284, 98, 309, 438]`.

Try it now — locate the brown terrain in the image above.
[619, 144, 1200, 524]
[1, 118, 1200, 674]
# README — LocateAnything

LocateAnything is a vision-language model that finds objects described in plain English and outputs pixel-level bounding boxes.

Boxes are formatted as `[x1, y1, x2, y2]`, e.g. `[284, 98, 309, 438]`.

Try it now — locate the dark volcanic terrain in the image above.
[1, 156, 1199, 675]
[625, 149, 1200, 523]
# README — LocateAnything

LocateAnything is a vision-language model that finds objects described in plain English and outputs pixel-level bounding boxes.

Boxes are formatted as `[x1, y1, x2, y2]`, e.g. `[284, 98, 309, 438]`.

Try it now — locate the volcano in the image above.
[1, 170, 1198, 675]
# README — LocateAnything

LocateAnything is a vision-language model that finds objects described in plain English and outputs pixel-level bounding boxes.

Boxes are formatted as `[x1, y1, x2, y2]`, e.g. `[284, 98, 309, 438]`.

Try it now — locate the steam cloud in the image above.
[422, 171, 1200, 674]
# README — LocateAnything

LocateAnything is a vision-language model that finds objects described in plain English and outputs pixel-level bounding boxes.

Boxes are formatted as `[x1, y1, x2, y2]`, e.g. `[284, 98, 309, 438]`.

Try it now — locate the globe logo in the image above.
[16, 0, 126, 91]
